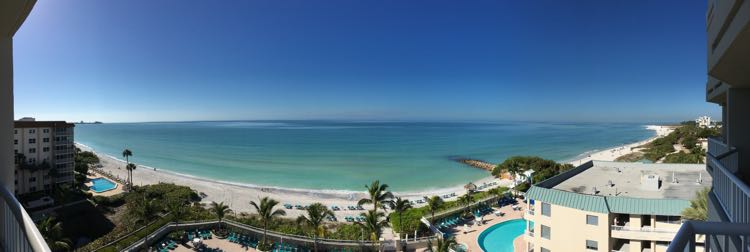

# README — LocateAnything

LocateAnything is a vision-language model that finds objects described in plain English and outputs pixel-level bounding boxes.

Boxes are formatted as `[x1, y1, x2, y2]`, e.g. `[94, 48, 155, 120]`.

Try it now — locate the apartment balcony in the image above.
[706, 138, 748, 223]
[611, 225, 679, 242]
[667, 221, 750, 252]
[706, 0, 750, 86]
[0, 182, 51, 251]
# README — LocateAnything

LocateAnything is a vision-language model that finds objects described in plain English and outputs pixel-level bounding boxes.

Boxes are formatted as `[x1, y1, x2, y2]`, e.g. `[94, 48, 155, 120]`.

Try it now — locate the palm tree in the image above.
[37, 216, 72, 252]
[355, 210, 390, 243]
[358, 180, 394, 211]
[128, 194, 159, 225]
[250, 197, 286, 246]
[682, 187, 709, 220]
[166, 198, 188, 224]
[296, 203, 334, 252]
[426, 196, 444, 222]
[122, 149, 133, 187]
[427, 236, 457, 252]
[458, 194, 476, 216]
[210, 201, 232, 222]
[126, 163, 137, 190]
[392, 197, 412, 234]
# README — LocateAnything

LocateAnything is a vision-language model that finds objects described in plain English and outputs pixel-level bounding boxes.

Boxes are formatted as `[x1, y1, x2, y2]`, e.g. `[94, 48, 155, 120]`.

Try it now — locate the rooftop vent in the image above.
[641, 174, 660, 191]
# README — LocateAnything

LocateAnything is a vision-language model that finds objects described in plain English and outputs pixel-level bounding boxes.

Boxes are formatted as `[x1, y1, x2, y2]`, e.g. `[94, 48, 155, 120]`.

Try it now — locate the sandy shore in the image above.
[565, 125, 674, 166]
[78, 144, 510, 219]
[77, 125, 671, 219]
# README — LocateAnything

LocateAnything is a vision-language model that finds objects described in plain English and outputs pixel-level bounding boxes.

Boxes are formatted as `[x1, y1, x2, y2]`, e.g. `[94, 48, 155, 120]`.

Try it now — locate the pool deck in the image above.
[451, 200, 528, 252]
[86, 172, 125, 197]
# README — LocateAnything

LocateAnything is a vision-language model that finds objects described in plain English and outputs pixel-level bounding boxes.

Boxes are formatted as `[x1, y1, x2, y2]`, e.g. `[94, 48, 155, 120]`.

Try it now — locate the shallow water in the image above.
[75, 121, 653, 191]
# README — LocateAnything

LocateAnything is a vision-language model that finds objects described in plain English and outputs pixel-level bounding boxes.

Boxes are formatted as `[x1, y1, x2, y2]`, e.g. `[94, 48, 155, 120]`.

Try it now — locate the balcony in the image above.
[611, 225, 679, 242]
[667, 221, 750, 252]
[706, 139, 748, 223]
[0, 183, 51, 252]
[706, 0, 750, 86]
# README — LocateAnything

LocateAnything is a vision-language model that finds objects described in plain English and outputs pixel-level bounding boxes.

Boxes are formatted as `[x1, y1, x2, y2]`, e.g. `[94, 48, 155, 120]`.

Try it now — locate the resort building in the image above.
[524, 161, 710, 252]
[695, 116, 713, 128]
[13, 118, 75, 195]
[1, 1, 51, 251]
[669, 0, 750, 251]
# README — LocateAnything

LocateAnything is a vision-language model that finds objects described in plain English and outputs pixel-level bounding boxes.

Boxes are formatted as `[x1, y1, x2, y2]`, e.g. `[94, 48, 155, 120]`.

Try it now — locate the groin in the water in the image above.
[450, 156, 497, 172]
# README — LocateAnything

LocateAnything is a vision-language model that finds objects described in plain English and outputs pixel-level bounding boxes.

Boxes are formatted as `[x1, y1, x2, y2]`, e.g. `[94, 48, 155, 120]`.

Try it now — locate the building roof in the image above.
[526, 161, 709, 216]
[14, 121, 74, 128]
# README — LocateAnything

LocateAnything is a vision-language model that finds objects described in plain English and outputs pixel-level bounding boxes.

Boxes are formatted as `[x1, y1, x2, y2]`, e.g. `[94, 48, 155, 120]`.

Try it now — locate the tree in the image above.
[427, 236, 457, 252]
[458, 194, 476, 217]
[391, 197, 412, 234]
[37, 216, 72, 252]
[296, 203, 334, 252]
[356, 210, 390, 242]
[166, 198, 188, 224]
[426, 196, 444, 222]
[358, 180, 394, 212]
[210, 201, 232, 222]
[682, 187, 709, 221]
[127, 194, 159, 225]
[250, 197, 286, 247]
[122, 149, 133, 188]
[126, 163, 137, 190]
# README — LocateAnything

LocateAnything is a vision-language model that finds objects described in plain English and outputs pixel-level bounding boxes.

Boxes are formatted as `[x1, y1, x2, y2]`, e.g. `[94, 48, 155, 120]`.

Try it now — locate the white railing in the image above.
[707, 137, 729, 159]
[611, 225, 678, 233]
[667, 221, 750, 252]
[0, 183, 51, 252]
[708, 152, 750, 224]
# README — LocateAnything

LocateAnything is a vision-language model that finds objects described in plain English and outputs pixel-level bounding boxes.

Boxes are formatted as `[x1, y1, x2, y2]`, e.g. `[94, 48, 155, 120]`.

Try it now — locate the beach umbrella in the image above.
[464, 182, 477, 192]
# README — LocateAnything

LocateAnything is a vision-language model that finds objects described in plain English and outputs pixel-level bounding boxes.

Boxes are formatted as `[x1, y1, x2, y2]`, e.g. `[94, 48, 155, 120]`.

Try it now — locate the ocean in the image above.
[74, 121, 655, 192]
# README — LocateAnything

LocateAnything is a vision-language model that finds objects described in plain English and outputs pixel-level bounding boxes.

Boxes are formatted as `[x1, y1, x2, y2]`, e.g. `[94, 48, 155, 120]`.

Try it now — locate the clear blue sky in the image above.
[13, 0, 718, 123]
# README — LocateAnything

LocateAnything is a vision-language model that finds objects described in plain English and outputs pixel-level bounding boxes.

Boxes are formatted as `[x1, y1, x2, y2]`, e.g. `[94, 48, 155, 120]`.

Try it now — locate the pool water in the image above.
[477, 219, 526, 252]
[90, 177, 117, 193]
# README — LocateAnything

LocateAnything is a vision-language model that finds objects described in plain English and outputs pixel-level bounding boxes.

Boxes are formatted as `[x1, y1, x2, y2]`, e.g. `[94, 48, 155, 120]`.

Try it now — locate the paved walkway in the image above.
[451, 200, 528, 252]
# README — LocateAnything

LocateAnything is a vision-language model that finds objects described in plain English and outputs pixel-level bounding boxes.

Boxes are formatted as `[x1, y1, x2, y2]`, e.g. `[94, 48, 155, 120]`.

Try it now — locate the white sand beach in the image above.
[78, 144, 510, 219]
[565, 125, 674, 166]
[77, 125, 672, 219]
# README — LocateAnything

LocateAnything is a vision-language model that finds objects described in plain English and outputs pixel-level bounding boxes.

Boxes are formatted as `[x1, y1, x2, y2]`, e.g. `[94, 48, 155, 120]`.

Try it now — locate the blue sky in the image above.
[13, 0, 718, 123]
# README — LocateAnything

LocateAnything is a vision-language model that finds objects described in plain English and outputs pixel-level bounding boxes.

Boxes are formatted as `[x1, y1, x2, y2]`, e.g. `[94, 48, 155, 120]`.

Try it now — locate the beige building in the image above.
[13, 118, 75, 195]
[524, 161, 710, 252]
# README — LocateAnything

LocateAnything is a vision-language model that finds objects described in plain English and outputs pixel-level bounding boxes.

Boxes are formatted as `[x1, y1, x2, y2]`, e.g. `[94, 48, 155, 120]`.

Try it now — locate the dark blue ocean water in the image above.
[74, 121, 654, 191]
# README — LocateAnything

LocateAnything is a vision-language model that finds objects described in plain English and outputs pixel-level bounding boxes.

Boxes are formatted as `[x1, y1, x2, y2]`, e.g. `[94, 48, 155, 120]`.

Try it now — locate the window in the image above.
[541, 248, 550, 252]
[29, 148, 36, 153]
[541, 225, 551, 239]
[43, 138, 49, 143]
[586, 215, 598, 225]
[541, 202, 551, 216]
[43, 147, 50, 152]
[586, 240, 598, 250]
[29, 177, 36, 182]
[29, 129, 35, 133]
[28, 138, 36, 144]
[13, 139, 18, 144]
[14, 129, 17, 134]
[43, 129, 49, 133]
[30, 186, 37, 192]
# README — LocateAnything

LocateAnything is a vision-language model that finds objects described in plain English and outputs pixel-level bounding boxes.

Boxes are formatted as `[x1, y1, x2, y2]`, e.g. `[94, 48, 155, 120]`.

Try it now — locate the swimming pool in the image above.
[90, 177, 117, 193]
[477, 219, 526, 252]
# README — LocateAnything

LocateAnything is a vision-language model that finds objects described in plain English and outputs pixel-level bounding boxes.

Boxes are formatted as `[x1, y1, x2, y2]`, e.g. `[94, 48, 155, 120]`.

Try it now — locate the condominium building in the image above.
[524, 161, 710, 252]
[695, 116, 712, 128]
[669, 0, 750, 251]
[12, 118, 75, 195]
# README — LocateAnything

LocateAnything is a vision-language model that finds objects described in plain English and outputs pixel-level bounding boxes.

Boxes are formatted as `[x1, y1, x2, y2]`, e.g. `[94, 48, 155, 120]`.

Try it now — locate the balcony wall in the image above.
[611, 225, 679, 242]
[706, 0, 750, 86]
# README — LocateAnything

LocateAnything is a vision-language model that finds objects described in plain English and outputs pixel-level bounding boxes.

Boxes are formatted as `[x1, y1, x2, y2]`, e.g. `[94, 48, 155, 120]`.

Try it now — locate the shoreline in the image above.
[76, 124, 672, 217]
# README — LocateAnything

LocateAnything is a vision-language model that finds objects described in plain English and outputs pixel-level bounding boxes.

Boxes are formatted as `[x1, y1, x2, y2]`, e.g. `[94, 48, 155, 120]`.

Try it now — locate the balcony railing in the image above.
[667, 221, 750, 252]
[0, 183, 51, 252]
[707, 137, 728, 157]
[611, 225, 677, 233]
[707, 150, 749, 223]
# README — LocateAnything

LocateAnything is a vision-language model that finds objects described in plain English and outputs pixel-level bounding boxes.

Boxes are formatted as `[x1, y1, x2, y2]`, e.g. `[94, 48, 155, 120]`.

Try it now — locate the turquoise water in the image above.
[90, 177, 117, 193]
[74, 121, 654, 191]
[478, 219, 526, 252]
